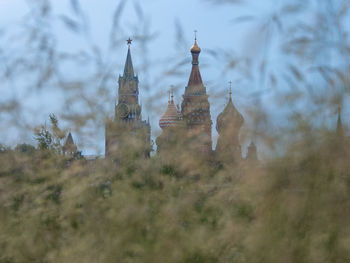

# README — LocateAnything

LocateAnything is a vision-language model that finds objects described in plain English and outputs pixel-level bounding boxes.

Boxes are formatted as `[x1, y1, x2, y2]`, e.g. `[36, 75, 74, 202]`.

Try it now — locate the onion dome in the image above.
[216, 89, 244, 133]
[187, 37, 203, 88]
[190, 39, 201, 53]
[159, 93, 182, 129]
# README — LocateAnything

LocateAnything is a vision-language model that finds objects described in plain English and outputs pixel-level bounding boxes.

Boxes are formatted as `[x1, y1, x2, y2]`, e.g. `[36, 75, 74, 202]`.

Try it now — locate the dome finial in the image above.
[170, 85, 175, 105]
[159, 88, 183, 129]
[229, 81, 232, 101]
[191, 30, 201, 53]
[126, 37, 132, 48]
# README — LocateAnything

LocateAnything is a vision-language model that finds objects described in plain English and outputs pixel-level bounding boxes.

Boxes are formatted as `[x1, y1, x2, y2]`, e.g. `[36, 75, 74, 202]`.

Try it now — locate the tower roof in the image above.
[186, 38, 204, 93]
[65, 132, 75, 146]
[123, 38, 135, 78]
[190, 39, 201, 53]
[63, 132, 77, 153]
[159, 92, 182, 129]
[336, 107, 344, 137]
[216, 87, 244, 133]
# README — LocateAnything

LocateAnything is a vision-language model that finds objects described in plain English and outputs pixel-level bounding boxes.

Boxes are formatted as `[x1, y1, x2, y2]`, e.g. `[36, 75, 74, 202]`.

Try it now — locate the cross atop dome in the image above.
[191, 30, 201, 54]
[159, 87, 182, 129]
[170, 91, 174, 104]
[170, 85, 175, 104]
[229, 81, 232, 100]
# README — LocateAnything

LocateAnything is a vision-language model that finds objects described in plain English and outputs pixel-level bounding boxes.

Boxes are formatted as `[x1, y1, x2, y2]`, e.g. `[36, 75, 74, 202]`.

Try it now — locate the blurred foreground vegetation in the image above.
[1, 0, 350, 262]
[0, 119, 349, 262]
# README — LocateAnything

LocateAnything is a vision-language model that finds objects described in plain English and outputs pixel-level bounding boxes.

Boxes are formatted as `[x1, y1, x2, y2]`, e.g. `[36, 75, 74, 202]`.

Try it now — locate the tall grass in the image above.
[0, 0, 349, 262]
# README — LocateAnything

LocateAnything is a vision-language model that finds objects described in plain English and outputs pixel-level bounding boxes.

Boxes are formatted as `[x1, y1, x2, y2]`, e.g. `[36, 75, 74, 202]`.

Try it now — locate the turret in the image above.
[181, 33, 212, 155]
[116, 38, 140, 118]
[215, 83, 244, 165]
[63, 132, 77, 156]
[159, 92, 183, 129]
[156, 91, 184, 154]
[105, 38, 151, 159]
[246, 141, 258, 162]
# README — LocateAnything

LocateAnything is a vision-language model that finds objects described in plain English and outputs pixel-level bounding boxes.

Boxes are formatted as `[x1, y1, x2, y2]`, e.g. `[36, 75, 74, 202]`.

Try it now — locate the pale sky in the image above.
[0, 0, 348, 155]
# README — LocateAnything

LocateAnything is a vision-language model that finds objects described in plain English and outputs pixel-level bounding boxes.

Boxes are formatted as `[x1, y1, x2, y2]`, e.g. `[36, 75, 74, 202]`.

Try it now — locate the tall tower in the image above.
[117, 38, 139, 108]
[181, 36, 212, 154]
[156, 91, 183, 154]
[105, 38, 151, 159]
[215, 85, 244, 165]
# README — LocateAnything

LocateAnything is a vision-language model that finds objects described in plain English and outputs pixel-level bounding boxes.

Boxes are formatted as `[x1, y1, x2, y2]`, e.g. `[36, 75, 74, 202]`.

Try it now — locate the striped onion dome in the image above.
[159, 95, 182, 129]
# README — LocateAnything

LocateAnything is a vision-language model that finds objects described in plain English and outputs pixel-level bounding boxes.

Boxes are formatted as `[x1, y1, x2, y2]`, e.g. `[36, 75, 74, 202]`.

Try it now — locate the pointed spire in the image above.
[63, 132, 77, 155]
[123, 38, 135, 78]
[188, 33, 203, 87]
[171, 91, 174, 105]
[65, 132, 74, 146]
[336, 106, 344, 138]
[228, 81, 232, 102]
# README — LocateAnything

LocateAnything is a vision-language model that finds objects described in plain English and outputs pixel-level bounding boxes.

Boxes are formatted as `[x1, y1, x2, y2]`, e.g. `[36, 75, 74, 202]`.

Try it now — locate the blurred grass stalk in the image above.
[0, 0, 349, 262]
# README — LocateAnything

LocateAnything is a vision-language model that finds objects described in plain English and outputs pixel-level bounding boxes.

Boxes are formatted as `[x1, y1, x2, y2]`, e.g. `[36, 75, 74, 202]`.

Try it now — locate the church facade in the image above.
[106, 37, 257, 165]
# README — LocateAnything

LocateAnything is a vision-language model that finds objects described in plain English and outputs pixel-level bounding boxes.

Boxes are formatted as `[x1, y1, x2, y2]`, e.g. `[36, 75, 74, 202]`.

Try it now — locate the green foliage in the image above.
[0, 0, 350, 262]
[34, 114, 66, 154]
[14, 144, 36, 154]
[0, 144, 9, 153]
[35, 127, 53, 150]
[1, 129, 348, 263]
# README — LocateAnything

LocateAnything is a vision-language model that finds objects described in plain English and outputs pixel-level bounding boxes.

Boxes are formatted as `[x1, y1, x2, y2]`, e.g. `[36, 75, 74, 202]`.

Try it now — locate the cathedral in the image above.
[105, 37, 258, 165]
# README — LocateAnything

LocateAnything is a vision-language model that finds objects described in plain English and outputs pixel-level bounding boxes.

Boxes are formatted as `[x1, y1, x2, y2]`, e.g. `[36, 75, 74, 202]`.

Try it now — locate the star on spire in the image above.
[123, 38, 135, 77]
[126, 37, 132, 47]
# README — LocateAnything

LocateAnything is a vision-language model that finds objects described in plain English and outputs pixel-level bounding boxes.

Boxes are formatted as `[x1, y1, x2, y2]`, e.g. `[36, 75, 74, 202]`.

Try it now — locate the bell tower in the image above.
[105, 38, 151, 159]
[116, 38, 142, 121]
[215, 83, 244, 165]
[181, 34, 212, 155]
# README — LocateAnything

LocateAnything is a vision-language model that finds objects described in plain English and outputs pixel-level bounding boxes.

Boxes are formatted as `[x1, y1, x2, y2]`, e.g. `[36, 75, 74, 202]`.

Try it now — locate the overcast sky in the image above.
[1, 0, 348, 155]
